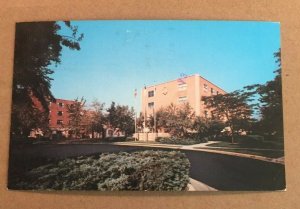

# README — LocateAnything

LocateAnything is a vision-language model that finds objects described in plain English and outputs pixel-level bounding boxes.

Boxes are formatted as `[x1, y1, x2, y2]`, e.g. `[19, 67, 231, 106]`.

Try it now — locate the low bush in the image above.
[15, 150, 190, 191]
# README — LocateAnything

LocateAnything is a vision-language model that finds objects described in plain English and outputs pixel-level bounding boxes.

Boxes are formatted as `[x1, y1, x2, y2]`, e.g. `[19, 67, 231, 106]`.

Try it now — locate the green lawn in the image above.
[204, 138, 284, 158]
[201, 147, 284, 158]
[207, 139, 284, 150]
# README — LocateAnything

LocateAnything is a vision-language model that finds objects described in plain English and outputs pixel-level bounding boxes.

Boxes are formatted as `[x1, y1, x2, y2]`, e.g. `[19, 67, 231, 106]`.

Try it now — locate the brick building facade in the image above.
[141, 74, 226, 118]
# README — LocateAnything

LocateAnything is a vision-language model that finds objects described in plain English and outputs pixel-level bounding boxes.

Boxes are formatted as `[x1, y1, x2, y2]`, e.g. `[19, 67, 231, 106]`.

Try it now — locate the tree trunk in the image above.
[230, 124, 234, 144]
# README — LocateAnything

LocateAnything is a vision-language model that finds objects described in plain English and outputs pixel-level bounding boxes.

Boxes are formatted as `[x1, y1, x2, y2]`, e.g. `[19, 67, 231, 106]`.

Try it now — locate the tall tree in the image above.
[67, 97, 86, 138]
[107, 102, 135, 137]
[88, 99, 106, 138]
[11, 21, 83, 136]
[202, 90, 253, 143]
[244, 49, 283, 136]
[193, 117, 225, 140]
[156, 103, 195, 138]
[259, 49, 283, 136]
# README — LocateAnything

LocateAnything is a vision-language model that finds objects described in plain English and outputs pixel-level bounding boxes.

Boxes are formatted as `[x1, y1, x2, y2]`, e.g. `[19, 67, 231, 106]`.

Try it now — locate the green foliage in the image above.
[67, 97, 86, 138]
[193, 117, 225, 140]
[245, 49, 283, 136]
[202, 90, 254, 143]
[87, 99, 106, 138]
[15, 151, 190, 191]
[107, 102, 135, 136]
[156, 103, 195, 138]
[11, 101, 49, 136]
[11, 21, 83, 136]
[156, 137, 206, 145]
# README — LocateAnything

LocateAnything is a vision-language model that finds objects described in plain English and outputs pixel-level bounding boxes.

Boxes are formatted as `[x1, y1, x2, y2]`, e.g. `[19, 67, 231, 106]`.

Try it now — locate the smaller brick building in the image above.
[29, 97, 75, 138]
[48, 98, 75, 130]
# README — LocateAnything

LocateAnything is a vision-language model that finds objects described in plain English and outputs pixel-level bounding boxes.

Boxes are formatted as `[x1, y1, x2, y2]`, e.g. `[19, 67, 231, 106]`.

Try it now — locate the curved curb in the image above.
[113, 142, 284, 165]
[188, 178, 217, 191]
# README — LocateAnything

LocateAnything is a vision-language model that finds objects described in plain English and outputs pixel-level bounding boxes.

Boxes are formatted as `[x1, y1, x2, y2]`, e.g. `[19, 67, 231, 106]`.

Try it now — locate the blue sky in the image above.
[51, 20, 280, 111]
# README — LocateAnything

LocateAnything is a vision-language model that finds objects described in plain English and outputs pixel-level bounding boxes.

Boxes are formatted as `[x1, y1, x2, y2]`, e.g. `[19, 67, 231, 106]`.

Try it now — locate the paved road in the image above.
[8, 143, 285, 191]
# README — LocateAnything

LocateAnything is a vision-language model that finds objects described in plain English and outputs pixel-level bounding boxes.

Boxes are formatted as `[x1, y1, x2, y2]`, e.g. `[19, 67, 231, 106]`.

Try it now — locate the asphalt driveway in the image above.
[8, 143, 285, 191]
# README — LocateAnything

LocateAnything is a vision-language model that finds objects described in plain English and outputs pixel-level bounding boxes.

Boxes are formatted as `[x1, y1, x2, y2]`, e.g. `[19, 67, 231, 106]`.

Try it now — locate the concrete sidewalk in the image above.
[188, 178, 217, 191]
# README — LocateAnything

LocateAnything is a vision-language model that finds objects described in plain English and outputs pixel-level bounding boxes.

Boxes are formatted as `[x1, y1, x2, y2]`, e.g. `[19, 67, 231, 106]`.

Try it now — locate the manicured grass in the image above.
[201, 147, 284, 158]
[204, 137, 284, 158]
[10, 150, 190, 191]
[207, 139, 284, 150]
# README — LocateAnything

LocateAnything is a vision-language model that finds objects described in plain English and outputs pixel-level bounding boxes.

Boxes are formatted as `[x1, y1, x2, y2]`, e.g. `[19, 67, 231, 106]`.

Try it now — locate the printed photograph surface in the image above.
[8, 20, 285, 191]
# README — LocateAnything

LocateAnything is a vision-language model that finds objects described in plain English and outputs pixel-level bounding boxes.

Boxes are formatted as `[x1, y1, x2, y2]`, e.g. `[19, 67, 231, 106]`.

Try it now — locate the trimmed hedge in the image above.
[156, 137, 207, 145]
[16, 150, 190, 191]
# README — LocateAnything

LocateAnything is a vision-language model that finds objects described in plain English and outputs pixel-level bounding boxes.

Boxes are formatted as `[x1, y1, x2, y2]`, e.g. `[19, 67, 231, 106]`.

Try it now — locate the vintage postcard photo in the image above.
[8, 20, 285, 191]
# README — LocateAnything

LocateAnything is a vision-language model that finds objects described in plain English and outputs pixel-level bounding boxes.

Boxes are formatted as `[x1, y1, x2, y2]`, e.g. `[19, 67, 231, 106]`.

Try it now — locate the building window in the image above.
[178, 83, 187, 91]
[148, 102, 154, 108]
[203, 84, 208, 91]
[148, 90, 154, 97]
[57, 111, 63, 116]
[178, 96, 187, 102]
[211, 88, 216, 95]
[216, 91, 219, 95]
[57, 120, 63, 125]
[58, 102, 64, 107]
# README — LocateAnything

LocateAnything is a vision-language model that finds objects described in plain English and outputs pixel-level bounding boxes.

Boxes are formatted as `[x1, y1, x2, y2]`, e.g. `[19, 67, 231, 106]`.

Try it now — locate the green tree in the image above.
[106, 102, 117, 129]
[11, 21, 83, 136]
[107, 102, 135, 137]
[67, 97, 86, 138]
[193, 117, 225, 140]
[259, 49, 283, 136]
[245, 49, 283, 137]
[156, 103, 195, 138]
[202, 90, 253, 143]
[88, 99, 106, 138]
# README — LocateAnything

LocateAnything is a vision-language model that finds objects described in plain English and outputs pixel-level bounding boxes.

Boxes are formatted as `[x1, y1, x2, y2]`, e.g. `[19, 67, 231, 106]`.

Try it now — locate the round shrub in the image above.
[16, 150, 190, 191]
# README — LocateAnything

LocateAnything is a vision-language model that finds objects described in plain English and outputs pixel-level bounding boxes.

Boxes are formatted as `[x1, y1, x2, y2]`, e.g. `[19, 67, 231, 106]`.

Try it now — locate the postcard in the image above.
[8, 20, 285, 191]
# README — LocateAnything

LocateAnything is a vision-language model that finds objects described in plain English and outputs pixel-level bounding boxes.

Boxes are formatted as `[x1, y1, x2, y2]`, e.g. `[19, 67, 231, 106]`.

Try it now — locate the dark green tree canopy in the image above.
[244, 49, 283, 136]
[202, 90, 254, 143]
[11, 21, 83, 135]
[107, 102, 135, 136]
[13, 21, 83, 110]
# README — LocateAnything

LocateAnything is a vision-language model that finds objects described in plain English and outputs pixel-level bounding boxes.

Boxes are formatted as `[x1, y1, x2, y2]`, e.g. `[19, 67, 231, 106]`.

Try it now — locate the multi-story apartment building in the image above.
[48, 98, 75, 130]
[29, 97, 76, 138]
[31, 97, 123, 139]
[141, 74, 226, 118]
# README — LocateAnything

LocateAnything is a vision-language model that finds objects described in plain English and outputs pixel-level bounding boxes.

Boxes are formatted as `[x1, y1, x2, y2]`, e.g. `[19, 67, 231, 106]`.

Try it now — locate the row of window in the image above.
[49, 111, 64, 116]
[56, 120, 63, 125]
[147, 96, 188, 108]
[178, 83, 187, 91]
[49, 101, 65, 107]
[204, 84, 219, 95]
[148, 84, 219, 97]
[49, 119, 64, 125]
[148, 83, 188, 98]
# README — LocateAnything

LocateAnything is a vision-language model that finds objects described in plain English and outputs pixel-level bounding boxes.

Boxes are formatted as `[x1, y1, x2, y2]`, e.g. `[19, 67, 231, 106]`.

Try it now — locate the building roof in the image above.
[144, 74, 227, 93]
